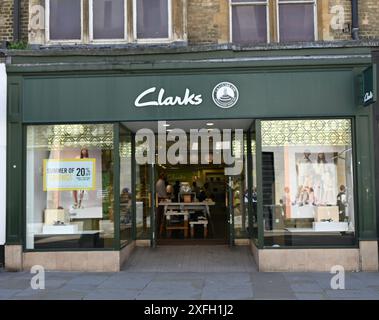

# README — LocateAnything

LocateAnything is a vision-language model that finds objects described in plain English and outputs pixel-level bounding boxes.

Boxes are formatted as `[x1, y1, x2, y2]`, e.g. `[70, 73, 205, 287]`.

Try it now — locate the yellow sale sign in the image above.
[43, 158, 96, 191]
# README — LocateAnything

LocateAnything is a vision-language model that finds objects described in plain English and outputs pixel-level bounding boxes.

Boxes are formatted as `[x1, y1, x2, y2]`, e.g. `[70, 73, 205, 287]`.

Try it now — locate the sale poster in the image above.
[44, 149, 104, 219]
[43, 159, 96, 191]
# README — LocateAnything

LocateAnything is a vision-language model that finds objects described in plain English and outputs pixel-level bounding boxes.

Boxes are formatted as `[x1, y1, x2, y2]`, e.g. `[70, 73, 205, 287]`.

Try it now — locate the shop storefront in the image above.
[4, 45, 379, 272]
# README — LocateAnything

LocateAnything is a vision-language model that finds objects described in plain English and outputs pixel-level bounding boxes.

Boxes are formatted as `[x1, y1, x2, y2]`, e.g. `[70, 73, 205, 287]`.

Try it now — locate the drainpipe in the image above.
[351, 0, 359, 40]
[13, 0, 20, 42]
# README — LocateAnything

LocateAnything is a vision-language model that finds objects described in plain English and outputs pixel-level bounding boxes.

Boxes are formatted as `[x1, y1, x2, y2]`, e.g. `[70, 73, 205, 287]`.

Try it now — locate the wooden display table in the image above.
[189, 220, 208, 238]
[164, 210, 189, 238]
[158, 201, 215, 235]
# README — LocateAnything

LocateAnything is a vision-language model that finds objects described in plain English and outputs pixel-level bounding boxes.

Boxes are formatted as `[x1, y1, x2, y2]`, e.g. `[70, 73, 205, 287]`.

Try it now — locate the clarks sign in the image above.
[359, 66, 377, 107]
[134, 82, 239, 109]
[135, 87, 203, 107]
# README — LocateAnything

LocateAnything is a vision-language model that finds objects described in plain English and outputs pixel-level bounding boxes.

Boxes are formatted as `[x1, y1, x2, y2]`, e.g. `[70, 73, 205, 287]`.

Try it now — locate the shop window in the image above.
[47, 0, 82, 41]
[134, 0, 171, 40]
[250, 132, 258, 243]
[278, 0, 316, 42]
[260, 119, 356, 247]
[230, 0, 268, 44]
[90, 0, 126, 41]
[232, 134, 249, 238]
[26, 124, 115, 250]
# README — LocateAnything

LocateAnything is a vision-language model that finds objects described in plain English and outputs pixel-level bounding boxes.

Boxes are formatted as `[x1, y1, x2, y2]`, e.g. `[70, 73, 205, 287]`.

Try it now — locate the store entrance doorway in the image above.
[122, 119, 255, 246]
[156, 164, 228, 244]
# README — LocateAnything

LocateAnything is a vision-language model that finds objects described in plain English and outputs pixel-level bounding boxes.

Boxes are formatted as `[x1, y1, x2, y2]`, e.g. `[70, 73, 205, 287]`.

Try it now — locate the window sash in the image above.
[230, 0, 269, 44]
[133, 0, 172, 42]
[46, 0, 83, 43]
[277, 0, 317, 42]
[89, 0, 127, 42]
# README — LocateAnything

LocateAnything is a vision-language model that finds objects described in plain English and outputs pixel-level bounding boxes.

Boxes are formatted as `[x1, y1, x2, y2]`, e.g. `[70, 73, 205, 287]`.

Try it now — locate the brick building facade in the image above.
[0, 0, 28, 43]
[0, 0, 378, 46]
[0, 0, 14, 42]
[360, 0, 379, 39]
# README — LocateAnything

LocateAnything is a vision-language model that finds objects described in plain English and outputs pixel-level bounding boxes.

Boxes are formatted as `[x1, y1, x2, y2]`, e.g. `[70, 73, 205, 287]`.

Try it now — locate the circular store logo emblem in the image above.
[212, 82, 239, 109]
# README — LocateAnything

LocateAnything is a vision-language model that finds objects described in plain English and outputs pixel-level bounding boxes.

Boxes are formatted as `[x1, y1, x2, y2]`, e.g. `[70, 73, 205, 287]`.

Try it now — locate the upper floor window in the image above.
[230, 0, 268, 44]
[134, 0, 171, 40]
[230, 0, 317, 44]
[90, 0, 127, 41]
[47, 0, 82, 41]
[45, 0, 176, 44]
[278, 0, 317, 42]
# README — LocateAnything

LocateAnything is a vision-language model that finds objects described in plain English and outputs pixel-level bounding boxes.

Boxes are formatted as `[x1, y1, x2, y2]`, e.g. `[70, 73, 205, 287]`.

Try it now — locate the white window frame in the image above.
[133, 0, 172, 43]
[89, 0, 128, 43]
[45, 0, 84, 44]
[229, 0, 270, 44]
[276, 0, 318, 42]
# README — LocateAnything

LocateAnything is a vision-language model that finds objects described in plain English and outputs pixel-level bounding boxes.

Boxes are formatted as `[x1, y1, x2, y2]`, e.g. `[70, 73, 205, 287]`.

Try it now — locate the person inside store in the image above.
[156, 173, 168, 236]
[337, 185, 347, 221]
[198, 187, 207, 202]
[120, 187, 131, 202]
[192, 181, 200, 201]
[202, 182, 214, 201]
[173, 180, 180, 202]
[166, 182, 174, 201]
[120, 187, 131, 224]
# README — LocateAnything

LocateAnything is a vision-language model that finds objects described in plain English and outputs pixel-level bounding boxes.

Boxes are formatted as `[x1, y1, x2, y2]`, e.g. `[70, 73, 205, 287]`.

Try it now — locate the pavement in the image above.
[0, 246, 378, 300]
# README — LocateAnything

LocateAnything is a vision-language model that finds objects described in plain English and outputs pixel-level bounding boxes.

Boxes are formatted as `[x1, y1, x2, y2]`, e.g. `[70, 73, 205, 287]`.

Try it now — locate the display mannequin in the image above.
[72, 148, 89, 209]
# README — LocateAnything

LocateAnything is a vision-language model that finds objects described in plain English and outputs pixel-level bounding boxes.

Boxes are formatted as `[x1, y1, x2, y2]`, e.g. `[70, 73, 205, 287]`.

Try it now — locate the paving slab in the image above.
[136, 288, 202, 300]
[83, 289, 140, 300]
[290, 282, 324, 293]
[201, 286, 254, 300]
[0, 246, 379, 300]
[98, 277, 153, 290]
[0, 289, 24, 299]
[294, 292, 327, 300]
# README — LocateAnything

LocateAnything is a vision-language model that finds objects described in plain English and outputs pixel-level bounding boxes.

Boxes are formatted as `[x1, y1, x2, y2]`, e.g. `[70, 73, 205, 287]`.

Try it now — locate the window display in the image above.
[261, 119, 356, 247]
[26, 124, 115, 249]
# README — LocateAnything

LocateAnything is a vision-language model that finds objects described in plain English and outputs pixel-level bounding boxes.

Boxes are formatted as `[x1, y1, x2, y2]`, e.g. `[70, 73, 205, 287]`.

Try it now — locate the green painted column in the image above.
[356, 107, 378, 240]
[6, 76, 23, 245]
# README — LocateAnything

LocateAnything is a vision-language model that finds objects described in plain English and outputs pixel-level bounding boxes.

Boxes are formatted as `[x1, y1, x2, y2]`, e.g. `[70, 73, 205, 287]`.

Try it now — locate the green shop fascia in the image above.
[3, 44, 379, 272]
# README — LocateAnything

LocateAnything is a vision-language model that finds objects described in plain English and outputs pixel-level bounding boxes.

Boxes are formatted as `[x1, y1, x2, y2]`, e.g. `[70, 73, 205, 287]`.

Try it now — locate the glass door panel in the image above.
[227, 131, 249, 245]
[232, 133, 248, 239]
[119, 125, 133, 247]
[135, 135, 153, 241]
